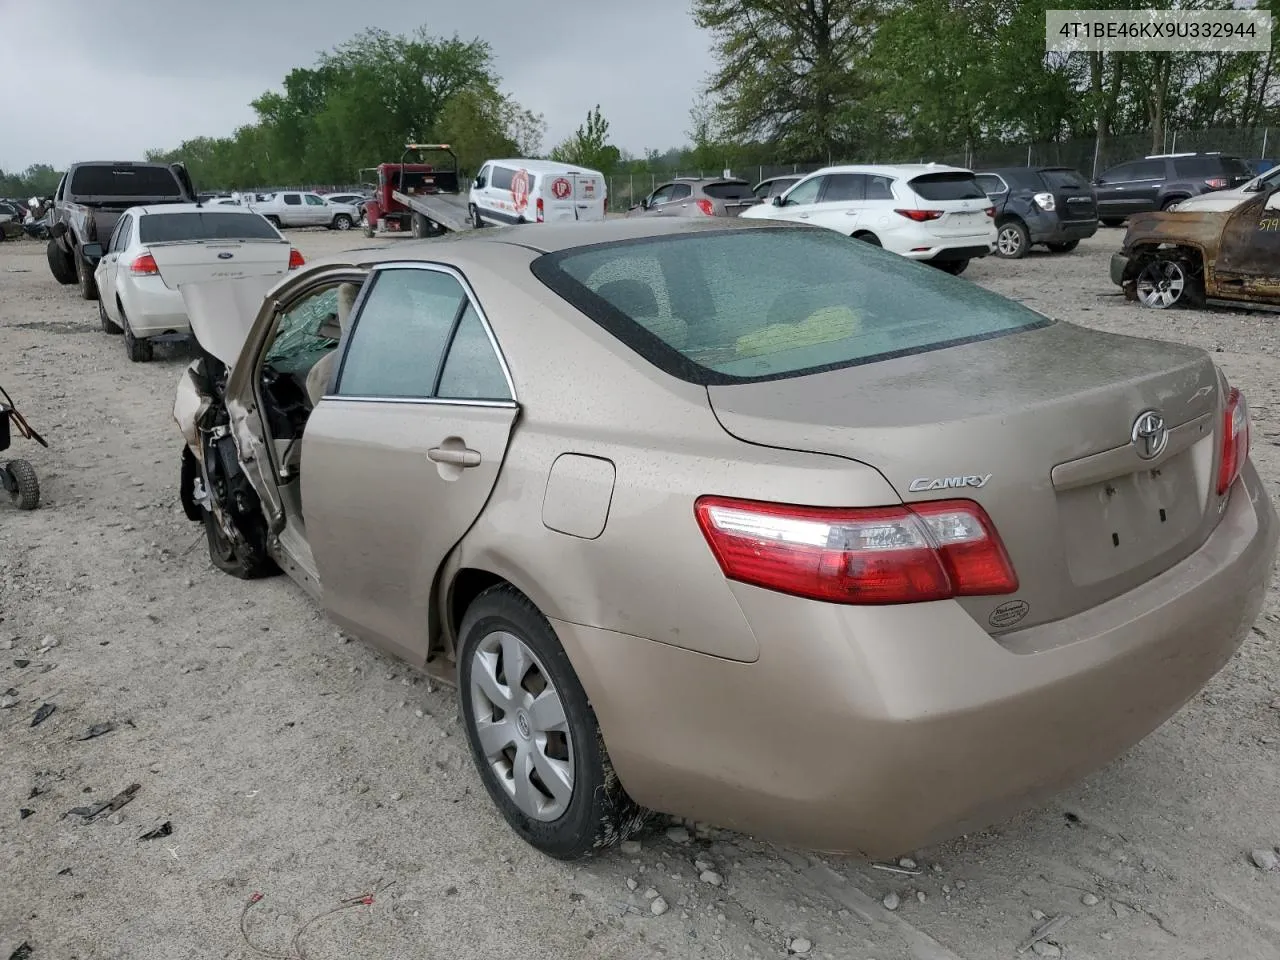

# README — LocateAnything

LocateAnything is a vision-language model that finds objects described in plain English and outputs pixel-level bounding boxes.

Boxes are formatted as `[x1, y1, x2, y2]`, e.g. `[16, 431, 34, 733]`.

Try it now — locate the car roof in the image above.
[349, 215, 802, 264]
[805, 162, 975, 178]
[671, 177, 750, 184]
[484, 158, 605, 176]
[129, 202, 264, 216]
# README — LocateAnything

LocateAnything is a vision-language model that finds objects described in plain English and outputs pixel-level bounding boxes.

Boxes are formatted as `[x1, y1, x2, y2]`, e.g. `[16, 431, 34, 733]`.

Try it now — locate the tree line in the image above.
[4, 1, 1278, 197]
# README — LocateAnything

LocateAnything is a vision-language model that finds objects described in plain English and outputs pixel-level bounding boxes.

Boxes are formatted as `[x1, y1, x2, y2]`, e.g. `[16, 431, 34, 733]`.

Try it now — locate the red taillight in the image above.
[1204, 177, 1229, 190]
[1217, 386, 1250, 495]
[536, 197, 544, 223]
[984, 205, 996, 218]
[895, 208, 943, 222]
[288, 248, 305, 270]
[694, 496, 1018, 605]
[695, 198, 715, 216]
[130, 252, 159, 276]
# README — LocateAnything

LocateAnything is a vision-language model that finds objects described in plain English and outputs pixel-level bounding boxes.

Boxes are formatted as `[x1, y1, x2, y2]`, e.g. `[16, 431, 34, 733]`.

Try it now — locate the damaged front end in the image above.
[1109, 210, 1222, 309]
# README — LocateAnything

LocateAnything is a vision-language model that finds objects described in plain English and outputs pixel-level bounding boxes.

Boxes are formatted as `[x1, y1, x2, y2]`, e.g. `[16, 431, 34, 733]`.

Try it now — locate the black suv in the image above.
[1092, 153, 1253, 225]
[975, 166, 1098, 259]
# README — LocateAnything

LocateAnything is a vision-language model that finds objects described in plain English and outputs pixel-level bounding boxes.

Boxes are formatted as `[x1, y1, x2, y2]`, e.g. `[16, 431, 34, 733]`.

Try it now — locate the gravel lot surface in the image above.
[1, 227, 1278, 960]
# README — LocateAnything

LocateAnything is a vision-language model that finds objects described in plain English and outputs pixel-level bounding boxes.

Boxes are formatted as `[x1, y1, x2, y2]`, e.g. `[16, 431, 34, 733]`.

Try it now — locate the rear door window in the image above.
[69, 165, 182, 198]
[1038, 168, 1088, 189]
[1128, 160, 1166, 180]
[435, 304, 512, 401]
[283, 194, 302, 206]
[908, 172, 987, 200]
[337, 268, 468, 399]
[670, 183, 692, 201]
[532, 227, 1049, 384]
[820, 174, 864, 203]
[138, 212, 281, 243]
[864, 175, 895, 200]
[702, 182, 755, 200]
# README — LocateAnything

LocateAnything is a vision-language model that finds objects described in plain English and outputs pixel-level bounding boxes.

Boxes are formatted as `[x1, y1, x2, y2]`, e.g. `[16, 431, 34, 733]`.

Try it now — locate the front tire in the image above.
[995, 220, 1029, 259]
[1134, 257, 1205, 309]
[332, 214, 353, 231]
[3, 459, 39, 510]
[458, 585, 647, 860]
[468, 204, 485, 228]
[265, 215, 282, 228]
[201, 507, 277, 579]
[99, 298, 122, 334]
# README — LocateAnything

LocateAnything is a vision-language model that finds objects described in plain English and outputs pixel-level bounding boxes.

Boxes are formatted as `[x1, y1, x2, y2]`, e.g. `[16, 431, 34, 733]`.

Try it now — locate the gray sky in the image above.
[0, 0, 713, 172]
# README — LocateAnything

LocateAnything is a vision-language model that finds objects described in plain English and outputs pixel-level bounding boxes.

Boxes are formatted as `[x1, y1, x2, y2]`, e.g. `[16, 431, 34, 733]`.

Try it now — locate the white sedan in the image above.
[84, 204, 304, 362]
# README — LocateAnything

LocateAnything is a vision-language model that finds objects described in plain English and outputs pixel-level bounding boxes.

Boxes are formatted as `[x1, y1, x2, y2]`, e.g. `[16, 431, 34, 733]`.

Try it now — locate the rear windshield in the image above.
[1039, 168, 1089, 189]
[69, 165, 182, 198]
[530, 227, 1050, 385]
[139, 212, 281, 243]
[1172, 156, 1251, 178]
[908, 172, 987, 200]
[702, 181, 755, 200]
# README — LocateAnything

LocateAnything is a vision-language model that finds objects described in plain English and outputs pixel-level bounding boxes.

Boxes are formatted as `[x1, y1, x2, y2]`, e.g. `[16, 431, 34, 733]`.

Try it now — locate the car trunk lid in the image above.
[706, 322, 1225, 635]
[908, 171, 993, 238]
[1039, 168, 1098, 222]
[146, 240, 290, 290]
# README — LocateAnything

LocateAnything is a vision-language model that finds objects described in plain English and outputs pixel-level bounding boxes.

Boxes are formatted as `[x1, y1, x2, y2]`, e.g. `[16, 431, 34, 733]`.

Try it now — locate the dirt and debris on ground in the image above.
[1, 229, 1278, 959]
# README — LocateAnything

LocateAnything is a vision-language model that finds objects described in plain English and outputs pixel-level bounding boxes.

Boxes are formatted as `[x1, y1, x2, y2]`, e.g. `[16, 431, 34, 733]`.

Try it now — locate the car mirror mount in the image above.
[771, 195, 784, 207]
[81, 242, 104, 263]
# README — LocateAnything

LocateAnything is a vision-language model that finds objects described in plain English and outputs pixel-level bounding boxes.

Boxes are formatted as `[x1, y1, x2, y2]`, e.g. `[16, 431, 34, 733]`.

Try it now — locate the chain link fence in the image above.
[605, 126, 1277, 211]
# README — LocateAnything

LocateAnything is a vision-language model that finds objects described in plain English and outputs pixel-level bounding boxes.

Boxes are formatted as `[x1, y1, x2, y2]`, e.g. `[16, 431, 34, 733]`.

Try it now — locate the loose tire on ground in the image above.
[47, 239, 76, 284]
[458, 584, 648, 860]
[4, 459, 40, 510]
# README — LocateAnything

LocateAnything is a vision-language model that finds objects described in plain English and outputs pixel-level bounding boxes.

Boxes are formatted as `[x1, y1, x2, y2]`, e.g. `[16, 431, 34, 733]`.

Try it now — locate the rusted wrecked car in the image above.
[1111, 184, 1280, 309]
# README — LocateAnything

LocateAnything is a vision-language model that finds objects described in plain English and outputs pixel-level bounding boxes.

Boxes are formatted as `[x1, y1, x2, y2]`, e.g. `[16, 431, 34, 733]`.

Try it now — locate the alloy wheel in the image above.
[997, 225, 1024, 257]
[469, 630, 574, 821]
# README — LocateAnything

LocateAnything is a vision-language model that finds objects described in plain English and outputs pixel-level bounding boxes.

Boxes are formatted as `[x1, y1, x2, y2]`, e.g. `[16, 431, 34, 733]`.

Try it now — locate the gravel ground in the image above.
[1, 227, 1278, 960]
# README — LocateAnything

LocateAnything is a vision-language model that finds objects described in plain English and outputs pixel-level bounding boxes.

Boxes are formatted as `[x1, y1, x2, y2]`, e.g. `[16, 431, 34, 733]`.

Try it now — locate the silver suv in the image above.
[627, 178, 757, 218]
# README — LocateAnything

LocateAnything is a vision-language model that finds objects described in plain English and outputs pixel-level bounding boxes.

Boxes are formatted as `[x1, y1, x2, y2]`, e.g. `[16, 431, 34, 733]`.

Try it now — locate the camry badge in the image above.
[908, 474, 992, 493]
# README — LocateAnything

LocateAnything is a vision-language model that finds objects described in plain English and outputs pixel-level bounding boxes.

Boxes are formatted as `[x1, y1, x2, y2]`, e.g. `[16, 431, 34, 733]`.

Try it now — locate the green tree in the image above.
[693, 0, 885, 162]
[549, 105, 621, 173]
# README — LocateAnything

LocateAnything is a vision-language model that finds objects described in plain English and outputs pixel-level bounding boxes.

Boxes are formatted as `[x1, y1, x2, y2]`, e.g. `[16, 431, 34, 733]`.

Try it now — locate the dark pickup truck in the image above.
[48, 161, 196, 299]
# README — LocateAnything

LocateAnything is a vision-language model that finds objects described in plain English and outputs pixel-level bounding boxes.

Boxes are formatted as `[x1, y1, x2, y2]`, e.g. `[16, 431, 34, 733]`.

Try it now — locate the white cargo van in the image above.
[468, 159, 607, 226]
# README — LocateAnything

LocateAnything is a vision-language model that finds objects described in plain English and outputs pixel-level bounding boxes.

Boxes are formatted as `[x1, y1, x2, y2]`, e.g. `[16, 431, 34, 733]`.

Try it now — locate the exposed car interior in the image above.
[254, 279, 363, 528]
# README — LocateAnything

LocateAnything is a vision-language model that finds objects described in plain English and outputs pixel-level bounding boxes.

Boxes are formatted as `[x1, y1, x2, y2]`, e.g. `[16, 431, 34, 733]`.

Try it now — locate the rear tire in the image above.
[47, 239, 76, 284]
[935, 258, 970, 276]
[1160, 196, 1186, 212]
[1046, 240, 1079, 253]
[99, 298, 122, 334]
[121, 307, 153, 362]
[76, 250, 99, 300]
[458, 584, 649, 860]
[853, 231, 880, 246]
[4, 459, 40, 510]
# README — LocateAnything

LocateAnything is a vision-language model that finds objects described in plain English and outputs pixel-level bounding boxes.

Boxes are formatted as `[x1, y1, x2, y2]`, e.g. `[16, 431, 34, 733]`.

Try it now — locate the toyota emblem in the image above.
[1131, 409, 1169, 460]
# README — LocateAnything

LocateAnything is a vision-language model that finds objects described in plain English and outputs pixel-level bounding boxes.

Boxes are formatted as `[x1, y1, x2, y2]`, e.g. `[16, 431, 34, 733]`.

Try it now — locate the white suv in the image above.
[740, 163, 997, 274]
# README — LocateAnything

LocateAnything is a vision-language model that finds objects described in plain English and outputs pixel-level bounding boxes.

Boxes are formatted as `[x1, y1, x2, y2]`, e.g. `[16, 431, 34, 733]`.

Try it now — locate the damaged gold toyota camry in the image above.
[173, 217, 1276, 861]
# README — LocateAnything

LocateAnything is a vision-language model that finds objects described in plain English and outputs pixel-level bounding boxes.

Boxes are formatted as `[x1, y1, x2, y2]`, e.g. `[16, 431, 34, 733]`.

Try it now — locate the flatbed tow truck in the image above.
[363, 144, 481, 238]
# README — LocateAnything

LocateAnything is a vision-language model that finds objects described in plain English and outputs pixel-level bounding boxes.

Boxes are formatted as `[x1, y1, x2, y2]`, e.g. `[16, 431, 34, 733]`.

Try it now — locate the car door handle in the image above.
[428, 446, 481, 467]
